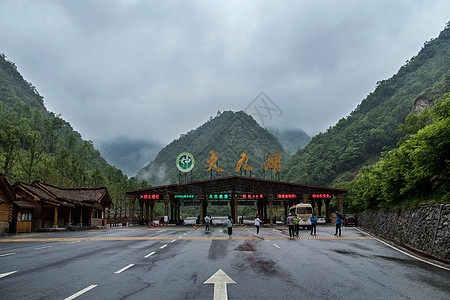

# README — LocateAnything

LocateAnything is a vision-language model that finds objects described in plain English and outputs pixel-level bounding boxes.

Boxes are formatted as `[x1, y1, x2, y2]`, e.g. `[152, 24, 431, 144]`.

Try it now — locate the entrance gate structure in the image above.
[125, 176, 347, 225]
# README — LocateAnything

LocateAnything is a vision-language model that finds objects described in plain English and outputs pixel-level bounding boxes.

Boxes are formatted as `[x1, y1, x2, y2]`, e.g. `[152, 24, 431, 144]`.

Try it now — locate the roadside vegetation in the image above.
[335, 93, 450, 212]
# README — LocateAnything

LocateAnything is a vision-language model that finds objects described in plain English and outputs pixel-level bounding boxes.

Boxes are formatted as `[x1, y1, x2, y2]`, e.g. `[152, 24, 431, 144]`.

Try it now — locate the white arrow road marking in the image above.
[114, 264, 135, 274]
[64, 284, 97, 300]
[0, 270, 18, 279]
[0, 253, 16, 257]
[204, 269, 236, 300]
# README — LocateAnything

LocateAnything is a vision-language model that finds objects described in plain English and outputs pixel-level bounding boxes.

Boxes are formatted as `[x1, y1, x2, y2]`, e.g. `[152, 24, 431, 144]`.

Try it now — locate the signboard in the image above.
[277, 194, 296, 199]
[208, 194, 229, 199]
[242, 194, 263, 199]
[311, 194, 334, 199]
[139, 194, 160, 200]
[176, 152, 195, 172]
[174, 195, 195, 199]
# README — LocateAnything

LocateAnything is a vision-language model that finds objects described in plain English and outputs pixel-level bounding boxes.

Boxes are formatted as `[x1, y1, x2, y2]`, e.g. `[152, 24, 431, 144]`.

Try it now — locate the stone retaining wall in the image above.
[358, 205, 450, 261]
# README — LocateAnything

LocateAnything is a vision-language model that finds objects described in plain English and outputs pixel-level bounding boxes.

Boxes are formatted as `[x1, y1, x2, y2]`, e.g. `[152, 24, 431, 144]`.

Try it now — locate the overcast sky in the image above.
[1, 0, 449, 147]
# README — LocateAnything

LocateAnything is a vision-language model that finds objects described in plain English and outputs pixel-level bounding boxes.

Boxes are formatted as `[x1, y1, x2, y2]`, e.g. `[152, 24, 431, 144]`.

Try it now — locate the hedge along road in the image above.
[0, 225, 449, 299]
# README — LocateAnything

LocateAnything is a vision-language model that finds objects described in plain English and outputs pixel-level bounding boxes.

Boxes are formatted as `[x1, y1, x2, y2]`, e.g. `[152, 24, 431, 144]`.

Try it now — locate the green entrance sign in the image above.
[176, 152, 195, 172]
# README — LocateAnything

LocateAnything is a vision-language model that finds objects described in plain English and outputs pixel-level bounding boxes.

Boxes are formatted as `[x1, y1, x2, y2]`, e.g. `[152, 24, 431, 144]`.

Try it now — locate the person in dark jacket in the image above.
[310, 213, 317, 235]
[334, 212, 342, 236]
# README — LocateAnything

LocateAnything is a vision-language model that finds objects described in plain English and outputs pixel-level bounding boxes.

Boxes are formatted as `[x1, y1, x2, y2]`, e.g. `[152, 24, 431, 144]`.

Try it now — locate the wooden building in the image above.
[0, 174, 14, 233]
[14, 181, 113, 230]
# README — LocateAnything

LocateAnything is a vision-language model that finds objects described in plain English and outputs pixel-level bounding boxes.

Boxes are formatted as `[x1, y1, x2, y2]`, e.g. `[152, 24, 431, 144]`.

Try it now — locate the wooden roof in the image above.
[0, 173, 15, 203]
[14, 181, 113, 208]
[33, 181, 113, 208]
[126, 175, 347, 198]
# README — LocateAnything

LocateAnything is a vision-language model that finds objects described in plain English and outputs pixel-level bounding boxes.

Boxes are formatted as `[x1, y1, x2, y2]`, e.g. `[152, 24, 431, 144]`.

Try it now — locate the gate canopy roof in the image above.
[126, 176, 347, 199]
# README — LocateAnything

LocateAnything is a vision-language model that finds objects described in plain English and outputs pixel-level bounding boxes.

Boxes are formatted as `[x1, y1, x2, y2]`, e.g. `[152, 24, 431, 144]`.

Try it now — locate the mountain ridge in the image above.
[137, 110, 290, 186]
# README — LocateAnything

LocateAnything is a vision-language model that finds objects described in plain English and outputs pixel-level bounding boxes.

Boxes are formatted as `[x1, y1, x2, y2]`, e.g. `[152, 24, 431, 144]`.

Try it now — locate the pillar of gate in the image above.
[199, 195, 205, 224]
[302, 193, 309, 204]
[145, 201, 150, 223]
[139, 199, 144, 225]
[283, 200, 288, 224]
[268, 194, 274, 225]
[128, 195, 135, 224]
[337, 194, 344, 214]
[164, 194, 169, 217]
[150, 201, 155, 222]
[317, 199, 323, 216]
[325, 199, 331, 223]
[232, 194, 238, 224]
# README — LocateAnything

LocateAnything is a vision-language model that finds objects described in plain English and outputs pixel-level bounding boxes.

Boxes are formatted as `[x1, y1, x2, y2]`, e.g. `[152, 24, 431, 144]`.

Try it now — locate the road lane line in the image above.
[160, 244, 168, 249]
[0, 253, 16, 257]
[356, 228, 450, 272]
[144, 251, 156, 258]
[170, 239, 177, 243]
[115, 264, 135, 274]
[272, 244, 281, 249]
[64, 284, 97, 300]
[0, 270, 18, 278]
[34, 246, 52, 250]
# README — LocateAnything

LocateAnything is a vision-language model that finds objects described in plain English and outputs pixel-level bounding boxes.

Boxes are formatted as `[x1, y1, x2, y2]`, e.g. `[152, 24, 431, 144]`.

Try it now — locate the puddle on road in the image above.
[332, 249, 367, 258]
[234, 240, 255, 252]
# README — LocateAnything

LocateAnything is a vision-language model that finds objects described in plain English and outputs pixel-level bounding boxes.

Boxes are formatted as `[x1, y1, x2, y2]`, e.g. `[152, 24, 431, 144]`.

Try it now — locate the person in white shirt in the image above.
[254, 215, 262, 235]
[204, 215, 211, 232]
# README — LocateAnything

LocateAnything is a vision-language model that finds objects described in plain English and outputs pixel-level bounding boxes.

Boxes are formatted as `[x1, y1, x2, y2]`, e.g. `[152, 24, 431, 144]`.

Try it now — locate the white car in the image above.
[317, 216, 326, 224]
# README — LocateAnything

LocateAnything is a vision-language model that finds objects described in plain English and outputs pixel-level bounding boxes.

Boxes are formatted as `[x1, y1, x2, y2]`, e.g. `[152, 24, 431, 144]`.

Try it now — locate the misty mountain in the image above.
[267, 127, 311, 154]
[98, 137, 163, 177]
[285, 23, 450, 186]
[136, 111, 289, 186]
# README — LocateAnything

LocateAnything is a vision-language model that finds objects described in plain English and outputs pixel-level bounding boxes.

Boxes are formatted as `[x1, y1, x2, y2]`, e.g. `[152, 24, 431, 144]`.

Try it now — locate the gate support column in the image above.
[145, 201, 149, 224]
[302, 193, 310, 204]
[232, 194, 238, 224]
[139, 199, 144, 225]
[337, 194, 344, 214]
[164, 194, 169, 218]
[268, 195, 274, 225]
[199, 195, 205, 224]
[128, 195, 135, 224]
[150, 201, 155, 223]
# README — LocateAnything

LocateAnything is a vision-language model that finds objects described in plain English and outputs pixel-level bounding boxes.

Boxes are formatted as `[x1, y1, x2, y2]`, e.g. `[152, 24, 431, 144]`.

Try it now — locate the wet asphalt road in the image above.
[0, 225, 449, 300]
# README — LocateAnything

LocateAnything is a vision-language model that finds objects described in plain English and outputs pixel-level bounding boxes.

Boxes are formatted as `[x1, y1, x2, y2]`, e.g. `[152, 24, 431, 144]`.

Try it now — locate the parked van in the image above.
[289, 203, 313, 229]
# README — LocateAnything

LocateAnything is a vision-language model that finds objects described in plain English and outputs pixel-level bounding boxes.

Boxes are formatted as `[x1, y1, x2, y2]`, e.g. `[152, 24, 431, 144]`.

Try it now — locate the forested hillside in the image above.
[137, 111, 289, 186]
[337, 88, 450, 212]
[285, 23, 450, 187]
[0, 53, 147, 216]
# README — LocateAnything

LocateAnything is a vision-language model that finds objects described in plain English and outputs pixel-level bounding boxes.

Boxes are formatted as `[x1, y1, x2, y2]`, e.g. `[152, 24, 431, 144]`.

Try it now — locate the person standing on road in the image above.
[310, 213, 317, 235]
[204, 215, 211, 232]
[254, 215, 262, 235]
[294, 214, 300, 237]
[334, 212, 342, 236]
[287, 213, 295, 239]
[227, 215, 233, 238]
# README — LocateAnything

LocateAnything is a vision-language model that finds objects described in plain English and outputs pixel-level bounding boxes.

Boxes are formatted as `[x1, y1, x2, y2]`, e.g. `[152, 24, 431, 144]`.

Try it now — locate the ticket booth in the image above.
[12, 199, 38, 233]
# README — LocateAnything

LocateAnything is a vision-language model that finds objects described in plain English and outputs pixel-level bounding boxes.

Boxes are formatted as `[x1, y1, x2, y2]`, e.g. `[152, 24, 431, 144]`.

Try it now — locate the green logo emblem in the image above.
[176, 152, 195, 172]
